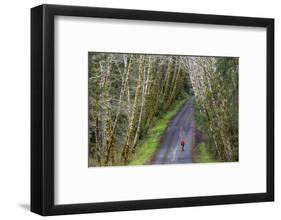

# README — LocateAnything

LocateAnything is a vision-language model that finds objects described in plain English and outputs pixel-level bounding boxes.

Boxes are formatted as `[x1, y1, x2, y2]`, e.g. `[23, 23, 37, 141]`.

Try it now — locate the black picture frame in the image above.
[31, 4, 274, 216]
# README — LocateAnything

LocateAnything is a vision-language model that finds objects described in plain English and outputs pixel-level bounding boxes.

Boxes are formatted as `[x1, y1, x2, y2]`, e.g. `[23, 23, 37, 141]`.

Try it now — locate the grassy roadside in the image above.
[129, 98, 188, 165]
[197, 143, 216, 163]
[193, 101, 217, 163]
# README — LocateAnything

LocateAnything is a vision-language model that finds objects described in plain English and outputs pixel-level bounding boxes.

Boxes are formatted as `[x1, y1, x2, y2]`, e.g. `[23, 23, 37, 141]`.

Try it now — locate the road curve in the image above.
[150, 97, 195, 164]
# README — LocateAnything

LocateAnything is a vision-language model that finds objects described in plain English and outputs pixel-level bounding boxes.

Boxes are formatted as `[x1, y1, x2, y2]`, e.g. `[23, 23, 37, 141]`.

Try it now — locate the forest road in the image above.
[150, 97, 195, 164]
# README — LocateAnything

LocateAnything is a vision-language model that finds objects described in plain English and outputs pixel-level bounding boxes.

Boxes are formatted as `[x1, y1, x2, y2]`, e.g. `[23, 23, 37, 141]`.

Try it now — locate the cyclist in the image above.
[181, 139, 185, 151]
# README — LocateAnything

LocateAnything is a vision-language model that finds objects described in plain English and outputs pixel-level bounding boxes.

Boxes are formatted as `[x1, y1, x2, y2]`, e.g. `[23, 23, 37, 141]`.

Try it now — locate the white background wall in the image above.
[0, 0, 279, 219]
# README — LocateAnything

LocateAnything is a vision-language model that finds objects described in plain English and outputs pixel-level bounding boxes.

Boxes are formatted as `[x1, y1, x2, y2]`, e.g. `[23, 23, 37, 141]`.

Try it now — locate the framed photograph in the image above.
[31, 4, 274, 216]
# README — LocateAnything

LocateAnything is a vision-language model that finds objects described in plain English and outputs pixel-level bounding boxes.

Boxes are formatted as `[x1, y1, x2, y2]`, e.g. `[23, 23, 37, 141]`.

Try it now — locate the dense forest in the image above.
[181, 57, 239, 162]
[88, 53, 238, 167]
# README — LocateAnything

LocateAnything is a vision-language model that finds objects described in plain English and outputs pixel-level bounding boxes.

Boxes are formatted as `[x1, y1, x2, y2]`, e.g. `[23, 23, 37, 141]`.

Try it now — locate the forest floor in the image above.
[150, 97, 195, 164]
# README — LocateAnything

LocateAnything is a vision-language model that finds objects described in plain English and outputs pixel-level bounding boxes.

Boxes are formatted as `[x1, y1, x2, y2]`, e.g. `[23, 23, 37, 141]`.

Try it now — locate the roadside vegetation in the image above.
[193, 101, 216, 162]
[198, 143, 216, 163]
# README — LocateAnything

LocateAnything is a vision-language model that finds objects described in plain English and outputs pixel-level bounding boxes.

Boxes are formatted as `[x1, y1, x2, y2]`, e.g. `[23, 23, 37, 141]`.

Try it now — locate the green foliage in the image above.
[194, 101, 216, 161]
[198, 143, 216, 163]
